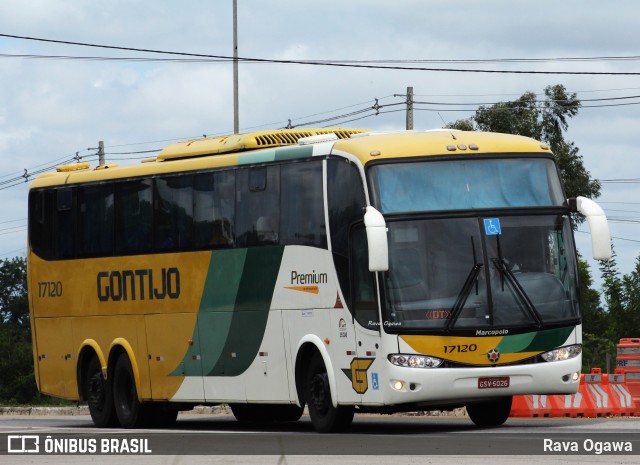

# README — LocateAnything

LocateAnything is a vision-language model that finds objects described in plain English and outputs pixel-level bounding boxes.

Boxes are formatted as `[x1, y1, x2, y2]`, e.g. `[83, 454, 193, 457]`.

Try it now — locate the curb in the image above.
[0, 405, 466, 417]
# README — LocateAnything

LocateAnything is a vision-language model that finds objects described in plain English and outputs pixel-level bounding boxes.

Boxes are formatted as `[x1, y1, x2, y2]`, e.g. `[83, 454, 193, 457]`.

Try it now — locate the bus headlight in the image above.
[541, 344, 582, 362]
[388, 354, 443, 368]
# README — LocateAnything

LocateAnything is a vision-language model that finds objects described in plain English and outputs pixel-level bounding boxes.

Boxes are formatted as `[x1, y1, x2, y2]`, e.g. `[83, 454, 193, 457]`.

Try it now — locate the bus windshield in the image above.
[380, 214, 579, 332]
[369, 157, 565, 213]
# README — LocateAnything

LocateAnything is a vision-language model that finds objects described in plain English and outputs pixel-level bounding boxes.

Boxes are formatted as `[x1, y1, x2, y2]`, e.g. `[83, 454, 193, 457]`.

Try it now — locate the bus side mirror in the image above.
[364, 206, 389, 272]
[572, 196, 612, 260]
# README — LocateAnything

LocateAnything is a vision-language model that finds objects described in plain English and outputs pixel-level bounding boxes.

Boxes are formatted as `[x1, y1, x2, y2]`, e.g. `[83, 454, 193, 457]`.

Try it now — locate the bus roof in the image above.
[29, 128, 551, 188]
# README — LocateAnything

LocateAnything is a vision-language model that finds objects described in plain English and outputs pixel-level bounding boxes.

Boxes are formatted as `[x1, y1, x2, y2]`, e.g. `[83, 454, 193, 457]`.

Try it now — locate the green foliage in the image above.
[0, 256, 39, 404]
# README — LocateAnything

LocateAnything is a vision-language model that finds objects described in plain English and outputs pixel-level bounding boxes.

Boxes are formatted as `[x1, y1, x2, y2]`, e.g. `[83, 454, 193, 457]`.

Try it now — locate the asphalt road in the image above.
[1, 413, 639, 464]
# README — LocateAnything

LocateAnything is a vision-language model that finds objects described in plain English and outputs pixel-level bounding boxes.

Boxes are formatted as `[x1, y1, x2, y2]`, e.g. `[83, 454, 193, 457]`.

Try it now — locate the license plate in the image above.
[478, 376, 510, 389]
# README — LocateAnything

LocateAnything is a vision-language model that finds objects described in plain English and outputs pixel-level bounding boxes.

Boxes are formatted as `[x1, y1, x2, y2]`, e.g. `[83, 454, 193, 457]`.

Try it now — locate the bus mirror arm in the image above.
[572, 196, 612, 260]
[364, 206, 389, 272]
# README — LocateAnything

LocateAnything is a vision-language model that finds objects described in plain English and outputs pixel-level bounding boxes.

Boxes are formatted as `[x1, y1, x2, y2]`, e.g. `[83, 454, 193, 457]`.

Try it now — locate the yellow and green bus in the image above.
[27, 128, 611, 432]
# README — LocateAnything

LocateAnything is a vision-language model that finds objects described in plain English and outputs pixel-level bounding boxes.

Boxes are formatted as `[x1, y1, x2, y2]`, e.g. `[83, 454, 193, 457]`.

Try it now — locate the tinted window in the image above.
[193, 170, 235, 249]
[78, 184, 114, 257]
[155, 175, 193, 251]
[29, 189, 54, 259]
[280, 161, 326, 248]
[56, 188, 75, 259]
[115, 179, 153, 254]
[327, 158, 366, 304]
[351, 225, 379, 330]
[236, 166, 280, 247]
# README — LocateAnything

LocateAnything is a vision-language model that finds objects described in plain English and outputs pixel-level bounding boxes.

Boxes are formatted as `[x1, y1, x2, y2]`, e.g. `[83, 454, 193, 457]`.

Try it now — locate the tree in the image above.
[447, 84, 600, 201]
[0, 257, 37, 403]
[579, 259, 613, 372]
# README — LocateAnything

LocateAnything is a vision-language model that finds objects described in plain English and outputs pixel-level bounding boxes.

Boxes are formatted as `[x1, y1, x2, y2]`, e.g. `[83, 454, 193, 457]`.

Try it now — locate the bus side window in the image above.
[56, 187, 75, 259]
[351, 224, 379, 329]
[193, 170, 236, 249]
[77, 184, 114, 257]
[115, 179, 153, 255]
[327, 158, 366, 306]
[29, 189, 55, 260]
[155, 175, 193, 251]
[280, 160, 326, 248]
[236, 166, 280, 247]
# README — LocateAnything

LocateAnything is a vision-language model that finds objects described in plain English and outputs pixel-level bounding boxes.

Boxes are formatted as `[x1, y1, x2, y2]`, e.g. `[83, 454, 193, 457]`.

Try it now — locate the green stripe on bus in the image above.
[274, 146, 313, 161]
[496, 326, 574, 353]
[172, 246, 285, 377]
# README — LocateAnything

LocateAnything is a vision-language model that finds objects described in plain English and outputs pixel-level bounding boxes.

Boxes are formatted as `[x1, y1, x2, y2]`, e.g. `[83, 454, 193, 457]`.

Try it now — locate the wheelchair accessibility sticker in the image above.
[483, 218, 502, 236]
[372, 373, 379, 390]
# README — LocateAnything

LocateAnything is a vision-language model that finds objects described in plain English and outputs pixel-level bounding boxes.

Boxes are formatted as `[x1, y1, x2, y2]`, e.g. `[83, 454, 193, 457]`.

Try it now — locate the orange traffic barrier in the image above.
[510, 394, 552, 417]
[617, 338, 640, 406]
[604, 369, 638, 416]
[547, 376, 588, 417]
[581, 368, 614, 417]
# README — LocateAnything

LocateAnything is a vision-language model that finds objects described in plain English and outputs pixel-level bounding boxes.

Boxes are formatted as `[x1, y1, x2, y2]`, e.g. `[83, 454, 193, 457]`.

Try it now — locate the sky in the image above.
[1, 0, 639, 294]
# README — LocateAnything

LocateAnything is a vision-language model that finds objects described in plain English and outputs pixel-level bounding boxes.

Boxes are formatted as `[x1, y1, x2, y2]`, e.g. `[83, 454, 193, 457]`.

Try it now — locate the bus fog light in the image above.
[541, 344, 581, 362]
[391, 380, 406, 391]
[572, 371, 580, 381]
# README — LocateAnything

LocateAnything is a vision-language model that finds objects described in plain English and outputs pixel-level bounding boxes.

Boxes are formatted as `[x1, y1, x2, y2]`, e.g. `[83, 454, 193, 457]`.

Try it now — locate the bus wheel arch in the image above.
[294, 339, 354, 433]
[111, 351, 147, 428]
[294, 338, 337, 408]
[79, 346, 117, 428]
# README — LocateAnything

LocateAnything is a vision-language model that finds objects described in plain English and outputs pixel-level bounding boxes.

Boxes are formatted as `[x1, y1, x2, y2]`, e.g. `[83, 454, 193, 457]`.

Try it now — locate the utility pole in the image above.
[394, 86, 414, 130]
[406, 86, 414, 130]
[98, 141, 105, 166]
[233, 0, 239, 134]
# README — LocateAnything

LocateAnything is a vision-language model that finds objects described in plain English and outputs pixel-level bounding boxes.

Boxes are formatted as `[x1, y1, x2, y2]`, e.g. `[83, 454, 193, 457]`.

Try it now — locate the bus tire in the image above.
[466, 396, 512, 427]
[305, 352, 354, 433]
[84, 356, 118, 428]
[112, 353, 147, 428]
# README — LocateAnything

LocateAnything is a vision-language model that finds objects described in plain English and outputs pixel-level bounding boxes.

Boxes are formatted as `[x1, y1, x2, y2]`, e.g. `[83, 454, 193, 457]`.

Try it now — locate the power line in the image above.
[2, 33, 640, 75]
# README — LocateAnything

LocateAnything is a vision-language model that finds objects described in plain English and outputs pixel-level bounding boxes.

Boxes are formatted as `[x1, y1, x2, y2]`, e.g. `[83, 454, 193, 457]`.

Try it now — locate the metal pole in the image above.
[98, 141, 105, 166]
[233, 0, 239, 134]
[406, 86, 414, 130]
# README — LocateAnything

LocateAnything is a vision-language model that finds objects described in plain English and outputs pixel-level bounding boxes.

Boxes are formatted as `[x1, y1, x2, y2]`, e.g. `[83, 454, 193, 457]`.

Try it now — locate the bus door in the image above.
[349, 224, 385, 404]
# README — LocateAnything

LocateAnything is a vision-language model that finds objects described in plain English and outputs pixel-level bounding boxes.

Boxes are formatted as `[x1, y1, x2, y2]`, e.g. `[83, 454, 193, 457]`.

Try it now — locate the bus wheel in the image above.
[112, 353, 146, 428]
[305, 352, 354, 433]
[466, 396, 512, 427]
[84, 356, 118, 427]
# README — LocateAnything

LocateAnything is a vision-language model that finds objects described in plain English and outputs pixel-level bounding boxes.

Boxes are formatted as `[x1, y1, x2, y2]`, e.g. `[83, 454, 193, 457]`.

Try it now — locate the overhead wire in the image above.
[2, 33, 640, 75]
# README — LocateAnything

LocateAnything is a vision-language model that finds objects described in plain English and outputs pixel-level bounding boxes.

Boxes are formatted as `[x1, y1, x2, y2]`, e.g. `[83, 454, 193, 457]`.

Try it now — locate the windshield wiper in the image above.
[445, 237, 483, 332]
[491, 256, 544, 329]
[445, 263, 483, 332]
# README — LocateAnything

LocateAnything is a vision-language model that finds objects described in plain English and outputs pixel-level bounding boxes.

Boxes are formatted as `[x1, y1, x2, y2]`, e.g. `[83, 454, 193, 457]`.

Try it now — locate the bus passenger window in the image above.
[78, 184, 114, 257]
[280, 161, 327, 248]
[193, 170, 236, 249]
[155, 175, 193, 251]
[236, 166, 280, 247]
[115, 180, 153, 255]
[56, 188, 75, 259]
